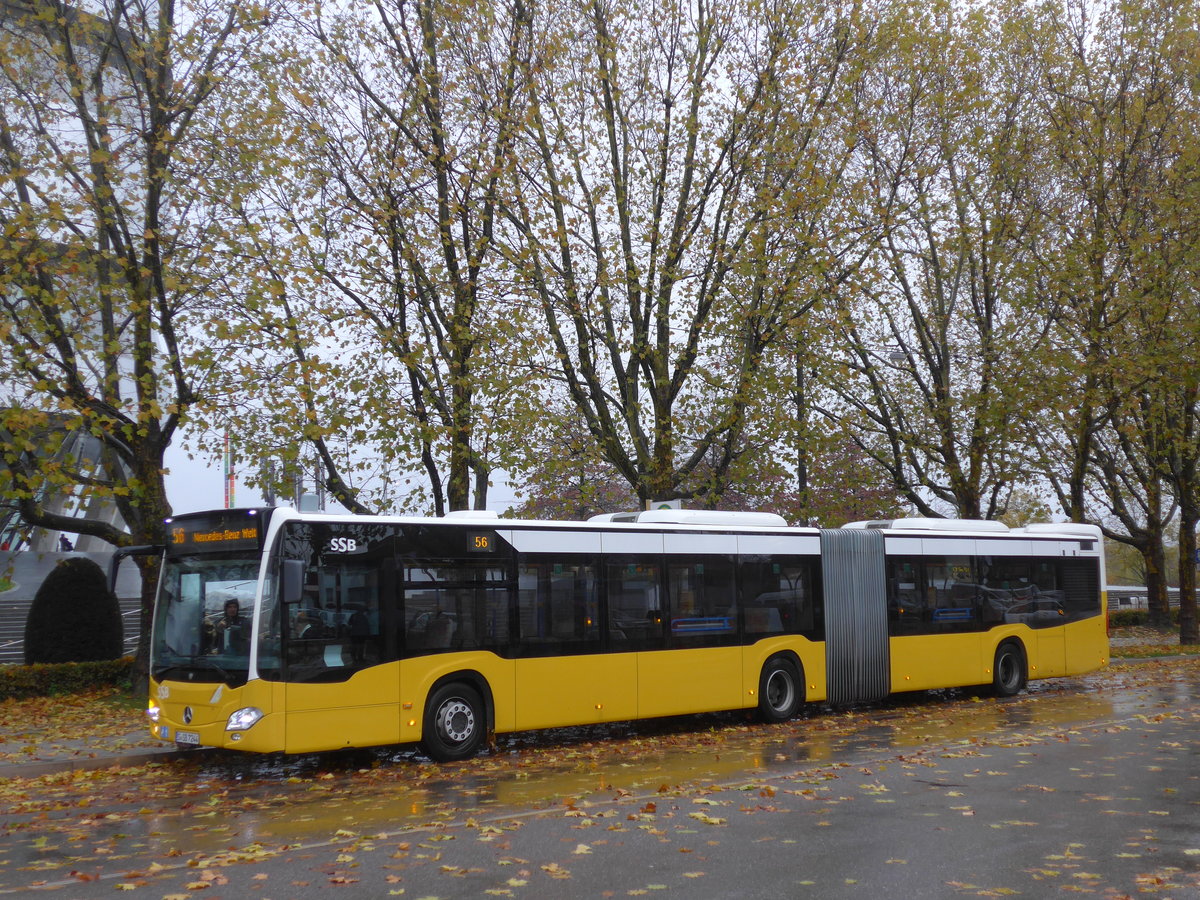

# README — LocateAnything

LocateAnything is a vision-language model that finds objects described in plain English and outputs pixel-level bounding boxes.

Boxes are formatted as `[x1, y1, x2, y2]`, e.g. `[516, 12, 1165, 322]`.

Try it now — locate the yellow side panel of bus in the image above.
[284, 664, 401, 754]
[1064, 615, 1109, 675]
[1031, 627, 1066, 678]
[889, 633, 984, 691]
[636, 647, 743, 718]
[512, 654, 637, 731]
[794, 640, 829, 703]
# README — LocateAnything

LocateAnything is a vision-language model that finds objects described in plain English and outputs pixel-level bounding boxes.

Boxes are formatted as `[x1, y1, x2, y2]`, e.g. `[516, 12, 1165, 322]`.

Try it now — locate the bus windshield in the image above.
[150, 553, 260, 685]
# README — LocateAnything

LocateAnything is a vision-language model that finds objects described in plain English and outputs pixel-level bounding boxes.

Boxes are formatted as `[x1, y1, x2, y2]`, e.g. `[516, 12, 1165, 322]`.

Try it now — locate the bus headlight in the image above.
[146, 701, 161, 723]
[226, 707, 264, 732]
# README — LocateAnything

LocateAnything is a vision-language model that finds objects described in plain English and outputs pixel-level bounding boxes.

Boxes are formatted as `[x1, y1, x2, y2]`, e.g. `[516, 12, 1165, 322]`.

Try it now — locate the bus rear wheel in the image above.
[759, 657, 803, 722]
[992, 642, 1026, 697]
[422, 682, 485, 762]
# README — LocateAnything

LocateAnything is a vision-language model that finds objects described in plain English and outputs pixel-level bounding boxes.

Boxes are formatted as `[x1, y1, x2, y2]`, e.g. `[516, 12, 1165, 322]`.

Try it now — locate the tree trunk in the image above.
[1144, 526, 1171, 630]
[1178, 509, 1198, 645]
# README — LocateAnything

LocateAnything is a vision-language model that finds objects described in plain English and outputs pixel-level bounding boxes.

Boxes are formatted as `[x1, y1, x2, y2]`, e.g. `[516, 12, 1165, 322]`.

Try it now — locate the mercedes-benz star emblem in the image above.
[183, 706, 193, 724]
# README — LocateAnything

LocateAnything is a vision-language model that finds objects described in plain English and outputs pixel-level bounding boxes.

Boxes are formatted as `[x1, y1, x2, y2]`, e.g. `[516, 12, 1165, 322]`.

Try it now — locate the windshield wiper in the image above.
[188, 654, 233, 682]
[152, 656, 242, 685]
[151, 663, 193, 681]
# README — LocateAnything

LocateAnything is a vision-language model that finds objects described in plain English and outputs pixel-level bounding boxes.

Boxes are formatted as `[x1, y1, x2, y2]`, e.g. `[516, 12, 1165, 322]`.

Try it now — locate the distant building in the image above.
[0, 413, 128, 552]
[1107, 585, 1180, 612]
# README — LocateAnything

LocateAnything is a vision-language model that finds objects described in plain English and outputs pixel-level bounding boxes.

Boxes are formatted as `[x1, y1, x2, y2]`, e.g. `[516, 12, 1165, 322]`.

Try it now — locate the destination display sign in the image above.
[166, 510, 263, 554]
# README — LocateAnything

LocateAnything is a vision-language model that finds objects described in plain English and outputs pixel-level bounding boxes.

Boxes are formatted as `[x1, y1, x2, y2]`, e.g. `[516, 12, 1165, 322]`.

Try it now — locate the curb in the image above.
[0, 746, 204, 780]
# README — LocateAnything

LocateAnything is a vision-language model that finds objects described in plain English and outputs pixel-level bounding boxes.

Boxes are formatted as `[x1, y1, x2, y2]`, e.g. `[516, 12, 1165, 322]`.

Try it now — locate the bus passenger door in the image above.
[280, 524, 400, 753]
[887, 553, 986, 690]
[511, 557, 637, 730]
[285, 670, 401, 753]
[637, 556, 741, 718]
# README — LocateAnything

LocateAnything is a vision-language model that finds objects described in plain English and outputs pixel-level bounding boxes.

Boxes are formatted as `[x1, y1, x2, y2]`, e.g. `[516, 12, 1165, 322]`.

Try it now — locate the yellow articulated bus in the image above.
[144, 508, 1108, 761]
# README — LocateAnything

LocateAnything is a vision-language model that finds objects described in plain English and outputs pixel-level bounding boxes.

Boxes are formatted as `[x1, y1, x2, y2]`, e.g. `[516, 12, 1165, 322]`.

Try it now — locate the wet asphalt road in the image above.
[1, 659, 1198, 898]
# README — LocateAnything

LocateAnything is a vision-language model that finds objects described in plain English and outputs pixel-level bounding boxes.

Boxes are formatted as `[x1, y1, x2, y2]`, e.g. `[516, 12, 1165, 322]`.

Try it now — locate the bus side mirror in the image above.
[282, 559, 305, 606]
[109, 544, 164, 593]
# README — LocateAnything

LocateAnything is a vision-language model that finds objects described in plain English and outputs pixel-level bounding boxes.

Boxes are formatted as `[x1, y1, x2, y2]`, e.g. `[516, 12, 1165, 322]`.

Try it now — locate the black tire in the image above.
[992, 642, 1026, 697]
[758, 657, 803, 722]
[422, 682, 486, 762]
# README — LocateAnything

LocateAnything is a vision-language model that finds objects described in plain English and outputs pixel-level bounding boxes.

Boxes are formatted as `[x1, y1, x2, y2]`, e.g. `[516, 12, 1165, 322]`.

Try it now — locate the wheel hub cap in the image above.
[439, 700, 474, 743]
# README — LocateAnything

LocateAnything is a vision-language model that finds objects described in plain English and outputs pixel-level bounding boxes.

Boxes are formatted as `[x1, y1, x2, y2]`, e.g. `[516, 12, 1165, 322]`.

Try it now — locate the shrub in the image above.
[24, 556, 124, 664]
[0, 657, 134, 700]
[1108, 608, 1180, 628]
[1109, 610, 1147, 628]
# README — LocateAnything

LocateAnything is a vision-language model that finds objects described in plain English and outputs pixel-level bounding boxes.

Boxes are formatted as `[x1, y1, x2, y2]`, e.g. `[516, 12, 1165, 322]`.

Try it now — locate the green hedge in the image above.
[0, 656, 134, 700]
[25, 556, 123, 664]
[1109, 608, 1180, 628]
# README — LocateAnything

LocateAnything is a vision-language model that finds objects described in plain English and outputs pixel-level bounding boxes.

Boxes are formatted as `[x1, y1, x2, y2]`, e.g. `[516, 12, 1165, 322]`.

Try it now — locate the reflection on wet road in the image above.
[1, 659, 1197, 895]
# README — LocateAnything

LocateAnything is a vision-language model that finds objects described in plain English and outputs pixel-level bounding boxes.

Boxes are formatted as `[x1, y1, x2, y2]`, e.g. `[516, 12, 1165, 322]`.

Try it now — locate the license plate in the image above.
[175, 730, 200, 746]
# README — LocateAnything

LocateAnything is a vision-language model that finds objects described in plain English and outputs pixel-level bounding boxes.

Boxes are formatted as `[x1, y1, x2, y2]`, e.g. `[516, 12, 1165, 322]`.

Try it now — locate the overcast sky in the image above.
[163, 446, 520, 516]
[164, 445, 259, 516]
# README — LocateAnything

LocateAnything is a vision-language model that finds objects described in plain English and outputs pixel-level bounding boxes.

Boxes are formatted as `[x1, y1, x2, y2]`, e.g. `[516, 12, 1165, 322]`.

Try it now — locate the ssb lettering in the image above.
[329, 537, 357, 553]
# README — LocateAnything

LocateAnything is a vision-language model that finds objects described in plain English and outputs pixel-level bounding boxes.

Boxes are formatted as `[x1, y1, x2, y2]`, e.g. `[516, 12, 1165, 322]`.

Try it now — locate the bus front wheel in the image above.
[422, 682, 486, 762]
[992, 642, 1026, 697]
[758, 657, 803, 722]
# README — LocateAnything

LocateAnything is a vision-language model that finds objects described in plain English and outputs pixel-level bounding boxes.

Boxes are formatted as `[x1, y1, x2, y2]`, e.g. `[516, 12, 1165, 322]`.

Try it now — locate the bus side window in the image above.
[1059, 559, 1101, 622]
[666, 557, 736, 648]
[516, 558, 599, 656]
[926, 557, 979, 632]
[740, 556, 817, 640]
[606, 560, 664, 651]
[424, 610, 456, 648]
[887, 559, 923, 636]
